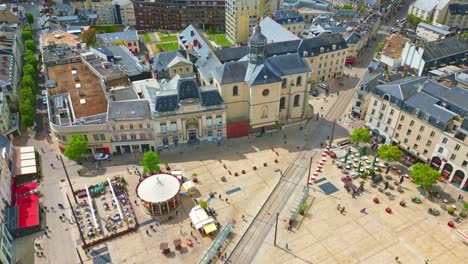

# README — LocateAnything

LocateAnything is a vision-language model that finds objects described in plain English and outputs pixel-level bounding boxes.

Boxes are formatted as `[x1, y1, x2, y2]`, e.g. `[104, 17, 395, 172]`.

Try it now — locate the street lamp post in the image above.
[274, 212, 279, 246]
[59, 155, 78, 204]
[329, 119, 337, 146]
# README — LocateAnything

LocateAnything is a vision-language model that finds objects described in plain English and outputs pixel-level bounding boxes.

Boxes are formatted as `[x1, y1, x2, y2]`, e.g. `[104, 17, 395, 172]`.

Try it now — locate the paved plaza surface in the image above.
[252, 153, 468, 264]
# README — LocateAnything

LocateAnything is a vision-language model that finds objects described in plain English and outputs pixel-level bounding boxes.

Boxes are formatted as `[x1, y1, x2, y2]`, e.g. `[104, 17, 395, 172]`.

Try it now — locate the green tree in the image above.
[410, 163, 441, 190]
[23, 26, 33, 32]
[378, 145, 402, 163]
[349, 127, 371, 145]
[140, 151, 161, 174]
[25, 13, 34, 24]
[198, 200, 208, 209]
[341, 4, 353, 9]
[25, 40, 36, 52]
[22, 75, 35, 90]
[25, 53, 37, 69]
[407, 14, 421, 26]
[21, 30, 33, 41]
[23, 63, 36, 77]
[19, 100, 34, 127]
[81, 28, 97, 46]
[63, 135, 88, 160]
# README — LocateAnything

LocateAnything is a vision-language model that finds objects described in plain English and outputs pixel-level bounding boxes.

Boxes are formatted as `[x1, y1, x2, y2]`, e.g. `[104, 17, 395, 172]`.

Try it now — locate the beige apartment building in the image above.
[74, 0, 135, 26]
[298, 33, 348, 83]
[225, 0, 270, 45]
[364, 74, 468, 191]
[443, 2, 467, 28]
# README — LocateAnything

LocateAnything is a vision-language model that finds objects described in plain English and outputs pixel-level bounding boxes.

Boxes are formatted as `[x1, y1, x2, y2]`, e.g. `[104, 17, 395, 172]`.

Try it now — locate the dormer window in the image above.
[423, 114, 429, 121]
[332, 44, 336, 50]
[413, 109, 419, 116]
[320, 47, 324, 53]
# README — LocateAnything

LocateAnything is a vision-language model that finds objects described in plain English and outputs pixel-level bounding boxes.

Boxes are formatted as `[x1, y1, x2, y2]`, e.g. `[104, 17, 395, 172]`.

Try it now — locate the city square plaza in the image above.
[59, 133, 468, 264]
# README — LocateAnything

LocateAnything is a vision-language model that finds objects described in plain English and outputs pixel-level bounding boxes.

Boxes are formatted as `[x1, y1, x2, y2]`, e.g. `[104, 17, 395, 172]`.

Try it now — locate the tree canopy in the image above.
[23, 64, 36, 77]
[63, 135, 88, 160]
[25, 40, 37, 52]
[378, 145, 402, 163]
[349, 127, 371, 145]
[25, 13, 34, 24]
[21, 30, 33, 41]
[81, 28, 97, 46]
[22, 75, 35, 90]
[25, 53, 37, 69]
[141, 151, 161, 174]
[19, 99, 34, 127]
[410, 163, 441, 190]
[341, 4, 353, 9]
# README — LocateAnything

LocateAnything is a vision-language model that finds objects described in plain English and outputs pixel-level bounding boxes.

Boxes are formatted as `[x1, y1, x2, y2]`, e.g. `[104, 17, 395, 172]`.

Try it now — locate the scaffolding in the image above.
[199, 223, 233, 264]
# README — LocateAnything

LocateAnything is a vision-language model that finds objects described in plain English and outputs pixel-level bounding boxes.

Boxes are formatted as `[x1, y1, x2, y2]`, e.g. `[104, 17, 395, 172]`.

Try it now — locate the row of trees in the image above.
[20, 26, 38, 127]
[348, 128, 442, 190]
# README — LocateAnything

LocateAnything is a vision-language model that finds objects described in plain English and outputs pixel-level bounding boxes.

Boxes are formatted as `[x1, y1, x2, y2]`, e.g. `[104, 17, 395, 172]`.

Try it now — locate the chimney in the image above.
[417, 83, 424, 93]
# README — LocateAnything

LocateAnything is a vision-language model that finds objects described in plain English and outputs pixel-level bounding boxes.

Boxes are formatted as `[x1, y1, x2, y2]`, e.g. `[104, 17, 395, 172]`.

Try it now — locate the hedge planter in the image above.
[241, 170, 246, 174]
[264, 163, 268, 167]
[373, 197, 379, 204]
[274, 159, 278, 163]
[447, 221, 454, 228]
[234, 172, 239, 177]
[193, 178, 198, 183]
[253, 166, 257, 170]
[228, 171, 232, 175]
[400, 200, 406, 207]
[385, 207, 392, 214]
[412, 197, 421, 204]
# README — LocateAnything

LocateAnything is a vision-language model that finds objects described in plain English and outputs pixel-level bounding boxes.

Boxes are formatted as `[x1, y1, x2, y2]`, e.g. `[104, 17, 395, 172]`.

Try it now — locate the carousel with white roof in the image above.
[136, 173, 181, 216]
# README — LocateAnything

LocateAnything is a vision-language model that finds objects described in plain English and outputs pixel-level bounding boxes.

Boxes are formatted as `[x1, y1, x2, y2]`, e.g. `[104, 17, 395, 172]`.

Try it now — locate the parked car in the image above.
[311, 89, 319, 97]
[41, 90, 47, 96]
[351, 172, 361, 179]
[318, 83, 328, 90]
[94, 153, 109, 161]
[42, 97, 47, 105]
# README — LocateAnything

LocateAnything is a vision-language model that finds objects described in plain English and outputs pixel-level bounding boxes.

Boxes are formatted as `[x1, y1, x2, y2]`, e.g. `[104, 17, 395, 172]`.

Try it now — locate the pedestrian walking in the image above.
[46, 226, 50, 231]
[285, 243, 289, 250]
[340, 207, 346, 214]
[360, 208, 366, 214]
[352, 191, 356, 198]
[284, 140, 287, 144]
[395, 256, 399, 262]
[44, 231, 49, 238]
[146, 230, 149, 236]
[150, 225, 153, 230]
[225, 198, 228, 203]
[337, 204, 341, 210]
[40, 252, 44, 257]
[50, 163, 54, 169]
[134, 200, 138, 206]
[190, 222, 193, 228]
[218, 194, 222, 199]
[59, 216, 63, 221]
[283, 134, 286, 140]
[320, 142, 323, 147]
[41, 148, 45, 153]
[190, 231, 193, 236]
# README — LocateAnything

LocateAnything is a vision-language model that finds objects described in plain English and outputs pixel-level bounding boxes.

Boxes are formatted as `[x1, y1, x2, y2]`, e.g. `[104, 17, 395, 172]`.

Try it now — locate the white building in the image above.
[416, 22, 453, 42]
[408, 0, 452, 22]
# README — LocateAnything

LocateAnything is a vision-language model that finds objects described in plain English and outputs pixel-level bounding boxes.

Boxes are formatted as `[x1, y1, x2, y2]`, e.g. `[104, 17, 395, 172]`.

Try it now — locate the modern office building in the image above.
[133, 0, 225, 32]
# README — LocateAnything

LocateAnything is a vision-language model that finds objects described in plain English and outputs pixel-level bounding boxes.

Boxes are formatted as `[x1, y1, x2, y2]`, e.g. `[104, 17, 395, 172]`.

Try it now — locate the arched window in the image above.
[382, 94, 390, 101]
[233, 85, 239, 96]
[293, 95, 300, 107]
[280, 97, 286, 109]
[296, 76, 302, 86]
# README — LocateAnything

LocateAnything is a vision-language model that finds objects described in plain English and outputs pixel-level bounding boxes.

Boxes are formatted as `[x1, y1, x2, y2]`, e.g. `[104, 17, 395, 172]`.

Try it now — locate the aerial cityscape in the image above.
[0, 0, 467, 263]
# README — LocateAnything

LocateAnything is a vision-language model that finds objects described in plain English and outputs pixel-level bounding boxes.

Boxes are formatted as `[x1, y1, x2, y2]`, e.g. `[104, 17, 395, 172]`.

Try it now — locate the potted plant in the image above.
[299, 204, 308, 215]
[360, 171, 368, 179]
[412, 196, 421, 204]
[164, 161, 170, 171]
[192, 173, 197, 178]
[400, 200, 406, 207]
[369, 168, 375, 177]
[447, 206, 455, 215]
[198, 200, 208, 209]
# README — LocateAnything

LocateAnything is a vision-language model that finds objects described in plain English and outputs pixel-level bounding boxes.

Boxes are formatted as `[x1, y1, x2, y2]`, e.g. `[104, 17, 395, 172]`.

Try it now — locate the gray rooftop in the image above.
[151, 50, 191, 71]
[404, 92, 457, 125]
[94, 45, 150, 78]
[417, 22, 451, 35]
[259, 17, 300, 43]
[375, 76, 427, 101]
[421, 36, 468, 62]
[422, 80, 468, 111]
[108, 100, 151, 120]
[110, 87, 139, 101]
[97, 30, 138, 44]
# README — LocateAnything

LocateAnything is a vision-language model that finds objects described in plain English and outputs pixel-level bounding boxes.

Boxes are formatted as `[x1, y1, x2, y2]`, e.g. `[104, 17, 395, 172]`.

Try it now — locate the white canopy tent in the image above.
[189, 205, 214, 229]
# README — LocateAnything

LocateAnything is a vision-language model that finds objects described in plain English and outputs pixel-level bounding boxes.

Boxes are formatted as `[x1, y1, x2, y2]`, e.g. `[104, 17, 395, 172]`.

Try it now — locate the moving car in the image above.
[318, 83, 328, 90]
[311, 89, 319, 97]
[94, 153, 109, 161]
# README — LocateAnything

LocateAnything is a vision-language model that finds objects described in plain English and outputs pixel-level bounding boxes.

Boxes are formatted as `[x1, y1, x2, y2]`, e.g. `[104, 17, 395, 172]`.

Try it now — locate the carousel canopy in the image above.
[137, 174, 181, 203]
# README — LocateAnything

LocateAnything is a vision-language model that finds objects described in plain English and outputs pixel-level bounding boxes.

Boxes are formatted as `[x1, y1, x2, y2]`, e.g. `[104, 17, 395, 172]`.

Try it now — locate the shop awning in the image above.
[346, 58, 355, 63]
[17, 194, 39, 228]
[203, 223, 217, 234]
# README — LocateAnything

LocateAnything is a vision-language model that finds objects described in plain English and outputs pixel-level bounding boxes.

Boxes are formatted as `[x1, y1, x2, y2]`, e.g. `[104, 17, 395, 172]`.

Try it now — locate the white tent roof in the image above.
[19, 146, 35, 153]
[189, 205, 214, 229]
[136, 174, 180, 203]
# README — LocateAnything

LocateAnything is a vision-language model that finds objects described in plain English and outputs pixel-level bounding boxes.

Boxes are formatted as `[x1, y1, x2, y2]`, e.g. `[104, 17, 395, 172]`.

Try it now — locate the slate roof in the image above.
[448, 3, 468, 15]
[461, 119, 468, 132]
[214, 47, 249, 63]
[374, 76, 427, 101]
[298, 33, 348, 57]
[151, 50, 190, 71]
[273, 9, 304, 24]
[344, 32, 362, 45]
[97, 30, 138, 44]
[266, 40, 301, 56]
[259, 17, 300, 43]
[95, 45, 150, 78]
[245, 63, 283, 86]
[215, 61, 249, 85]
[0, 133, 11, 156]
[265, 53, 311, 76]
[403, 92, 456, 128]
[335, 9, 358, 18]
[422, 80, 468, 111]
[154, 74, 224, 112]
[421, 37, 468, 62]
[108, 100, 151, 120]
